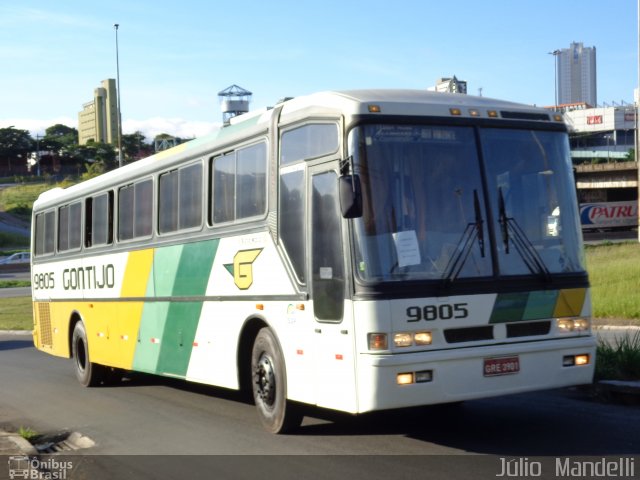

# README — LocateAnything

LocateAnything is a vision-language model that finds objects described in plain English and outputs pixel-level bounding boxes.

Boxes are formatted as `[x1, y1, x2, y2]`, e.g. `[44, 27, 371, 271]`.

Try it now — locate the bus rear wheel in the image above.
[71, 321, 105, 387]
[251, 327, 302, 434]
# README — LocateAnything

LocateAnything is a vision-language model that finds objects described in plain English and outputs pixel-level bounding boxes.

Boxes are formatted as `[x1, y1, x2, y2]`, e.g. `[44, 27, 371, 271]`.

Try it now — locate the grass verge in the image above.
[594, 331, 640, 381]
[0, 280, 31, 288]
[0, 232, 29, 248]
[0, 297, 33, 331]
[0, 180, 75, 218]
[585, 242, 640, 322]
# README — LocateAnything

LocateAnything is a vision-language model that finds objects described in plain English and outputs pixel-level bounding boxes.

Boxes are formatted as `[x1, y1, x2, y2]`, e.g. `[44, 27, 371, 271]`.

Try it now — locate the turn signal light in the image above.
[368, 333, 388, 350]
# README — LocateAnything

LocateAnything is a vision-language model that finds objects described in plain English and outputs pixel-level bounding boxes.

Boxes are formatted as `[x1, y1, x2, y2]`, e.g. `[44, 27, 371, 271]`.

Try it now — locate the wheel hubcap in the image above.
[254, 353, 276, 406]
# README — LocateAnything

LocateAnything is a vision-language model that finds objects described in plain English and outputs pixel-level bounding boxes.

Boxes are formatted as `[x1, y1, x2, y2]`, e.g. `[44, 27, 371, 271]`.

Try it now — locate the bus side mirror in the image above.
[339, 175, 363, 218]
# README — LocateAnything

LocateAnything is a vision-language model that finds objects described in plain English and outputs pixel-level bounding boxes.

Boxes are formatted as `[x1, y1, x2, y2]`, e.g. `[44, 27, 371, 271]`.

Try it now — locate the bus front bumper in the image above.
[355, 335, 596, 413]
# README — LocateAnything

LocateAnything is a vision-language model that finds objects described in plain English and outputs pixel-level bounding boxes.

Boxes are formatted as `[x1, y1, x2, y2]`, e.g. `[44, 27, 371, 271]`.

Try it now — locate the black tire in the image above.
[71, 321, 105, 387]
[251, 327, 302, 433]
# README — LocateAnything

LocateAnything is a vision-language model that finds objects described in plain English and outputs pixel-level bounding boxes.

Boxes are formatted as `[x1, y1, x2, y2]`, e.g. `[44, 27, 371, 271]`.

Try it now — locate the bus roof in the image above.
[33, 89, 558, 210]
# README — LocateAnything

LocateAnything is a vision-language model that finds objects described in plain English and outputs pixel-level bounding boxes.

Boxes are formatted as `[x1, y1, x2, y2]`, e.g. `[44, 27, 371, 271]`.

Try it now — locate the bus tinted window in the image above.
[281, 124, 338, 165]
[44, 210, 55, 253]
[279, 169, 305, 283]
[211, 141, 266, 225]
[118, 185, 134, 241]
[35, 210, 55, 256]
[134, 179, 153, 237]
[159, 170, 179, 233]
[89, 192, 113, 247]
[58, 202, 81, 252]
[118, 179, 152, 241]
[160, 164, 203, 233]
[179, 163, 202, 229]
[237, 142, 266, 219]
[213, 152, 235, 223]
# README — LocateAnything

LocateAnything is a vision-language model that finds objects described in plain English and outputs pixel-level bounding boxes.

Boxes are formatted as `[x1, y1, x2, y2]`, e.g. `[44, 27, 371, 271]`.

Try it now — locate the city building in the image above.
[563, 103, 635, 162]
[78, 79, 119, 146]
[555, 42, 597, 106]
[556, 103, 637, 205]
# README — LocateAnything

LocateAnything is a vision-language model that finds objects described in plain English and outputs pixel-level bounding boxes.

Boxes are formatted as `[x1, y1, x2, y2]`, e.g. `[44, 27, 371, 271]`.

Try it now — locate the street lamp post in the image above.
[114, 23, 123, 168]
[548, 50, 560, 110]
[637, 0, 640, 242]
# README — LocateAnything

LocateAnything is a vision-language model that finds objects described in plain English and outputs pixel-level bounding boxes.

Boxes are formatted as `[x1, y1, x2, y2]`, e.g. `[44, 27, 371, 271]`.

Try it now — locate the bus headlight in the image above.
[393, 333, 413, 347]
[414, 331, 432, 345]
[557, 318, 590, 333]
[392, 331, 433, 347]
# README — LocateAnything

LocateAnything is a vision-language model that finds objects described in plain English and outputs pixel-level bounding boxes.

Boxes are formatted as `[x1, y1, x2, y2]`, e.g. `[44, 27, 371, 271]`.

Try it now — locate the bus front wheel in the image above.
[71, 321, 105, 387]
[251, 327, 302, 434]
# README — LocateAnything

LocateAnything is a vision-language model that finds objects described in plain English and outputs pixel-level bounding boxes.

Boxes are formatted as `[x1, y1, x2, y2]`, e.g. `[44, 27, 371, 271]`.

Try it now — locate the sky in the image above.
[0, 0, 638, 140]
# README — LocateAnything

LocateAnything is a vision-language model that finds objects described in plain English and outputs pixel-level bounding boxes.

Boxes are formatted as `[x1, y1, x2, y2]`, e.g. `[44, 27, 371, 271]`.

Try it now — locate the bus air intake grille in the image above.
[506, 321, 551, 338]
[38, 303, 53, 347]
[500, 111, 550, 121]
[444, 326, 493, 344]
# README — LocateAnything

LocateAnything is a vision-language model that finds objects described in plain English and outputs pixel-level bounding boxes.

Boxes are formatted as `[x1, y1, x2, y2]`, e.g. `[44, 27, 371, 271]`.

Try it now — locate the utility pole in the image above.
[35, 134, 41, 176]
[114, 23, 123, 168]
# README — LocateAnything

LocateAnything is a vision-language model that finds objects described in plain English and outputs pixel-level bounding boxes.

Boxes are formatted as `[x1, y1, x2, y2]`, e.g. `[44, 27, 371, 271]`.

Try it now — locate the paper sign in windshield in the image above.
[392, 230, 421, 268]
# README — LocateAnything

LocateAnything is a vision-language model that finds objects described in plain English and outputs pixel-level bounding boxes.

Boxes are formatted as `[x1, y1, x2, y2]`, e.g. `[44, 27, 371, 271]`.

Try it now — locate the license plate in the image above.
[483, 356, 520, 377]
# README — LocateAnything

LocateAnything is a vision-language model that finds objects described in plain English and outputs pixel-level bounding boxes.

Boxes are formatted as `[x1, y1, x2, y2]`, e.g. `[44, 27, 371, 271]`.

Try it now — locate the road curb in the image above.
[593, 380, 640, 405]
[0, 430, 38, 455]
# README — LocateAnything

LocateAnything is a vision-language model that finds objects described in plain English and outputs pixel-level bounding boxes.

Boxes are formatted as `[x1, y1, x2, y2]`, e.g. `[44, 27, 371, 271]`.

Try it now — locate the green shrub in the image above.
[595, 331, 640, 381]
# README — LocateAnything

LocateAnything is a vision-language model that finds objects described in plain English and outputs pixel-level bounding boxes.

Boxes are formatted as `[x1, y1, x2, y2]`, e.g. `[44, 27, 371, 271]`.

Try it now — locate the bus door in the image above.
[309, 168, 357, 412]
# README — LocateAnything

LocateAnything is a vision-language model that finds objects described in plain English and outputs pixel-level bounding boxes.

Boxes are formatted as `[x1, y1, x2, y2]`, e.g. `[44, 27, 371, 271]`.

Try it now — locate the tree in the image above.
[0, 127, 34, 174]
[71, 141, 117, 174]
[122, 131, 152, 162]
[43, 124, 78, 154]
[0, 127, 34, 160]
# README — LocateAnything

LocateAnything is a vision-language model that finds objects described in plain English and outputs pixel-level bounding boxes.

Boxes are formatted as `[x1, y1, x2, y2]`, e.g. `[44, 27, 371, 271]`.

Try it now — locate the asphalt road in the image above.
[0, 333, 639, 479]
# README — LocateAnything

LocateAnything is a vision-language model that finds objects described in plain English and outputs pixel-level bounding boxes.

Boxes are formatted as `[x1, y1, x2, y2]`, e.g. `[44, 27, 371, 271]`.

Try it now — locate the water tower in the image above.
[218, 84, 252, 125]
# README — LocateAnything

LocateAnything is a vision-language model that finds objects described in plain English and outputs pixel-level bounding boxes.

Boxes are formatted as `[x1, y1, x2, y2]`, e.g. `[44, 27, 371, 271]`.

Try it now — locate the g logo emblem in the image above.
[224, 249, 263, 290]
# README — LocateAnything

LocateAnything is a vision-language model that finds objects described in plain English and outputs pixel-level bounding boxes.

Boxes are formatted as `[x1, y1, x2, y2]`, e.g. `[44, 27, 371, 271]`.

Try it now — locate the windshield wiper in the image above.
[473, 189, 485, 258]
[497, 187, 550, 280]
[498, 187, 510, 253]
[442, 190, 485, 283]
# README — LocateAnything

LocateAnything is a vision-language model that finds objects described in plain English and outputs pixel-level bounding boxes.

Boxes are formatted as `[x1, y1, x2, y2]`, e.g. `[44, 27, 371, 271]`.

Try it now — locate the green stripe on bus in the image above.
[522, 290, 558, 320]
[133, 302, 171, 373]
[172, 239, 219, 296]
[156, 301, 203, 377]
[154, 244, 184, 296]
[137, 239, 219, 377]
[489, 292, 529, 323]
[490, 290, 561, 323]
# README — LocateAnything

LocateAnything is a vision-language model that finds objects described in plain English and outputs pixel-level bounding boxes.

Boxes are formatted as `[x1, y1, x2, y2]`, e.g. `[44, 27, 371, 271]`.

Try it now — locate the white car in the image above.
[0, 252, 30, 264]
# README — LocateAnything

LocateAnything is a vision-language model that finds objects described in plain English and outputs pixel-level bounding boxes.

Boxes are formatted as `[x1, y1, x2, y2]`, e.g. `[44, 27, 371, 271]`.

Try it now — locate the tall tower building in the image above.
[556, 42, 597, 106]
[78, 79, 119, 146]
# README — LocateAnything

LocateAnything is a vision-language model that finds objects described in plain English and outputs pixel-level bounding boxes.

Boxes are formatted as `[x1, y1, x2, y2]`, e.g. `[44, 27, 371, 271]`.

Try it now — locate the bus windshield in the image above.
[349, 124, 585, 283]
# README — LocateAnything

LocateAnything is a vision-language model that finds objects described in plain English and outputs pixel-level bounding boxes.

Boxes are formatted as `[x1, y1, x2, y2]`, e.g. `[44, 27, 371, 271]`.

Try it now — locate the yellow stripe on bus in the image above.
[121, 248, 154, 297]
[113, 249, 155, 369]
[553, 288, 587, 317]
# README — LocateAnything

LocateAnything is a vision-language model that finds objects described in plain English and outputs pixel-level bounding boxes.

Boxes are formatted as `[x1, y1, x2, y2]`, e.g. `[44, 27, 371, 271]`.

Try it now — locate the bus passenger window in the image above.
[35, 210, 55, 256]
[179, 163, 202, 229]
[58, 202, 81, 252]
[211, 141, 266, 225]
[134, 179, 153, 238]
[159, 170, 179, 233]
[118, 185, 134, 241]
[213, 153, 235, 223]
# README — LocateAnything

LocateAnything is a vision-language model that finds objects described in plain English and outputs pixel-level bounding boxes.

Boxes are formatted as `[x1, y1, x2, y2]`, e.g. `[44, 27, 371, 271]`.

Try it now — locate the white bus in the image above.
[31, 90, 596, 433]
